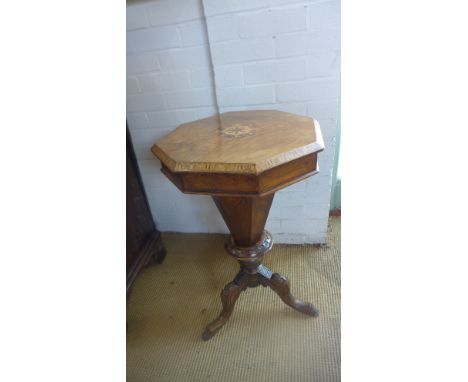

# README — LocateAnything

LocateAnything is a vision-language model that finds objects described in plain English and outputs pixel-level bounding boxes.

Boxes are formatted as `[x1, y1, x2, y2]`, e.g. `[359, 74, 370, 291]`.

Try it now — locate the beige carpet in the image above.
[127, 217, 340, 382]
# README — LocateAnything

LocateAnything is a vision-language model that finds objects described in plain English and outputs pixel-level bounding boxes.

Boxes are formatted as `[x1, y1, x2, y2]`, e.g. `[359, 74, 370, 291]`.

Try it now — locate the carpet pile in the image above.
[127, 217, 340, 381]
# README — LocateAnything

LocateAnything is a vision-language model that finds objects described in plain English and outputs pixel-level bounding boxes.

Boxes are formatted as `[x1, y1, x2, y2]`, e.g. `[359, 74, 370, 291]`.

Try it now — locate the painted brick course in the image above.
[145, 0, 204, 26]
[204, 15, 240, 42]
[210, 38, 275, 64]
[178, 20, 208, 47]
[126, 3, 150, 31]
[276, 78, 340, 103]
[158, 46, 211, 70]
[237, 6, 307, 38]
[147, 110, 196, 128]
[214, 66, 243, 88]
[126, 51, 160, 75]
[126, 76, 140, 95]
[127, 93, 166, 112]
[190, 68, 214, 88]
[275, 29, 340, 57]
[126, 26, 181, 54]
[126, 112, 149, 130]
[243, 58, 307, 84]
[203, 0, 269, 16]
[165, 89, 215, 108]
[138, 71, 191, 93]
[216, 85, 275, 106]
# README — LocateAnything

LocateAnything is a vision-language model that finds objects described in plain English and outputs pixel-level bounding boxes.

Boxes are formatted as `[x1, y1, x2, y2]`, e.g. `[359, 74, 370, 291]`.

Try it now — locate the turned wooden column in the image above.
[151, 110, 324, 340]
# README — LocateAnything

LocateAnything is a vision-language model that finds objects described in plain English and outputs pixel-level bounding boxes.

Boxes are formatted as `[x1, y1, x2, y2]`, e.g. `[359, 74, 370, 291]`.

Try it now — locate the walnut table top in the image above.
[152, 110, 324, 196]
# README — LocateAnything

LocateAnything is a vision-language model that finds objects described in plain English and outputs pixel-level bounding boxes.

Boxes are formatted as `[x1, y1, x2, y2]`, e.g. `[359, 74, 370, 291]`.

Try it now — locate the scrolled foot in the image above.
[202, 277, 247, 341]
[267, 273, 319, 317]
[202, 326, 217, 341]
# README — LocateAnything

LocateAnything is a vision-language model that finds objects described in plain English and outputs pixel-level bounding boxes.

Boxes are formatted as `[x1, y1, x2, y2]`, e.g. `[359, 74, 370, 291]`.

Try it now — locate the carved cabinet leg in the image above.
[151, 235, 167, 264]
[202, 275, 247, 341]
[266, 273, 319, 317]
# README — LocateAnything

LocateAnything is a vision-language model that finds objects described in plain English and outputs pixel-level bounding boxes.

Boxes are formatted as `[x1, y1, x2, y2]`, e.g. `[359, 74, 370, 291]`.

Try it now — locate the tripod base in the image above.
[202, 232, 319, 341]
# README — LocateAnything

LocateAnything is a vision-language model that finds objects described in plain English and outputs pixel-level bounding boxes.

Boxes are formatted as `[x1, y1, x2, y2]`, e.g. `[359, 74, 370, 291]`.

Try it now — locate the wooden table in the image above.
[151, 110, 324, 340]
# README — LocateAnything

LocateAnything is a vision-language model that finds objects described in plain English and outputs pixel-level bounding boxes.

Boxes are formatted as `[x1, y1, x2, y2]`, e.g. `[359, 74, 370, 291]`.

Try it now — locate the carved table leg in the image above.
[262, 271, 319, 317]
[202, 272, 249, 341]
[202, 259, 318, 340]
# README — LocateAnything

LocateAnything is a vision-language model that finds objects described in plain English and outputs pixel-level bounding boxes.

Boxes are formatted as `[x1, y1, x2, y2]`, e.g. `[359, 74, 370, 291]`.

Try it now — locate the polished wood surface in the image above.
[160, 152, 318, 196]
[152, 110, 323, 175]
[203, 263, 319, 341]
[213, 194, 274, 246]
[151, 110, 321, 340]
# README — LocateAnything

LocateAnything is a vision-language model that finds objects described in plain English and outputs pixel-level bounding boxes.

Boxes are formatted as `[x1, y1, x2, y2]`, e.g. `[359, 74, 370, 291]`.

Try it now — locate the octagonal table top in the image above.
[151, 110, 323, 175]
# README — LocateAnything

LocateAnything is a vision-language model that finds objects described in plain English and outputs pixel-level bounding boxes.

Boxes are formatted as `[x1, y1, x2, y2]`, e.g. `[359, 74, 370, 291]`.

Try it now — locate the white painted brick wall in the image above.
[126, 0, 340, 244]
[126, 0, 226, 235]
[214, 66, 243, 88]
[165, 89, 216, 108]
[126, 3, 150, 31]
[217, 85, 275, 106]
[179, 20, 209, 47]
[309, 0, 340, 29]
[138, 71, 191, 93]
[237, 6, 307, 38]
[190, 68, 215, 88]
[243, 58, 307, 84]
[147, 110, 196, 128]
[202, 15, 239, 42]
[276, 78, 339, 103]
[203, 0, 270, 16]
[194, 106, 218, 119]
[158, 46, 211, 70]
[126, 51, 161, 74]
[126, 26, 181, 54]
[275, 28, 341, 58]
[126, 112, 149, 130]
[210, 38, 275, 64]
[126, 76, 140, 95]
[203, 0, 340, 243]
[127, 93, 166, 112]
[145, 0, 204, 26]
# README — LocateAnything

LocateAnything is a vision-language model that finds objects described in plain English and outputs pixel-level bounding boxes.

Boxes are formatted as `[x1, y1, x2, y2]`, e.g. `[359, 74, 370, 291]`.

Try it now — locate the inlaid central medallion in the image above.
[220, 124, 254, 138]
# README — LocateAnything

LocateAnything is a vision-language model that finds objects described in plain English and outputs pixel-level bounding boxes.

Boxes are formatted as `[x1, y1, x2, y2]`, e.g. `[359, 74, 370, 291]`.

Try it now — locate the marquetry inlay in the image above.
[220, 124, 254, 138]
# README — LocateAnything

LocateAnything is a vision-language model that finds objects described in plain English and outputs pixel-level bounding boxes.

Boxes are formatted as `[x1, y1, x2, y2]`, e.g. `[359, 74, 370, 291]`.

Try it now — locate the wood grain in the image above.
[203, 234, 319, 341]
[152, 110, 323, 175]
[212, 194, 274, 246]
[160, 152, 318, 196]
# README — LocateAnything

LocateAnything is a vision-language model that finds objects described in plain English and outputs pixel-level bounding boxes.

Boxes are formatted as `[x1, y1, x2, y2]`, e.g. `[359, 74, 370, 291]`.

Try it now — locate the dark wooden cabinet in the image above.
[127, 126, 166, 299]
